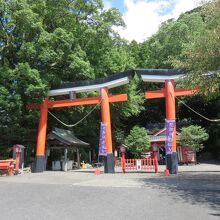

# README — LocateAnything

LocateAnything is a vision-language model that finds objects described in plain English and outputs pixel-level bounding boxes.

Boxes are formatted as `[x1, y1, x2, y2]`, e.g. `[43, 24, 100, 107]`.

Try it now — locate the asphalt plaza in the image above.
[0, 163, 219, 220]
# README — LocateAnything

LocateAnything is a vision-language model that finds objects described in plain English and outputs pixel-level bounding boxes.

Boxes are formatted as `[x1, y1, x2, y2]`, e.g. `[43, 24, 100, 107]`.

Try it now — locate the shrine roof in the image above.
[47, 128, 89, 147]
[146, 121, 189, 135]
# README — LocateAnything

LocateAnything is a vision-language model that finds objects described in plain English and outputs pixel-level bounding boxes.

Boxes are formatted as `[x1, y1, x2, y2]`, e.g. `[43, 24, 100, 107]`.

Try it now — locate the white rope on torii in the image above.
[48, 99, 102, 127]
[176, 96, 220, 123]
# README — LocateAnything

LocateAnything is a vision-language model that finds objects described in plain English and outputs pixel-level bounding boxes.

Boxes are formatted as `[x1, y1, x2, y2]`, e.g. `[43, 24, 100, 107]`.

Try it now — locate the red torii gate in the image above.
[29, 69, 199, 175]
[28, 72, 133, 173]
[138, 69, 199, 174]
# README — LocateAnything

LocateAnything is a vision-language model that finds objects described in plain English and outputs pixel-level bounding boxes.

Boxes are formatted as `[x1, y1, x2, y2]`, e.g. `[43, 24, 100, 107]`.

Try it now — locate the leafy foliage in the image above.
[0, 0, 219, 160]
[171, 0, 220, 97]
[129, 0, 220, 158]
[180, 125, 209, 152]
[124, 126, 150, 158]
[0, 0, 143, 153]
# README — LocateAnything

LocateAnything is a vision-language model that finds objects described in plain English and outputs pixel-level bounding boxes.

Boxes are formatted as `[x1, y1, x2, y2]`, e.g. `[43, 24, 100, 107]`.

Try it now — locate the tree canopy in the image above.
[124, 126, 150, 158]
[180, 125, 209, 152]
[0, 0, 219, 159]
[0, 0, 142, 152]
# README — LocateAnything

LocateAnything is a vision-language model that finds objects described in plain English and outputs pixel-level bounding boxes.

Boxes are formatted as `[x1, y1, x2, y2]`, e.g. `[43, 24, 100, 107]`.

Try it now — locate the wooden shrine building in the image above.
[46, 128, 90, 171]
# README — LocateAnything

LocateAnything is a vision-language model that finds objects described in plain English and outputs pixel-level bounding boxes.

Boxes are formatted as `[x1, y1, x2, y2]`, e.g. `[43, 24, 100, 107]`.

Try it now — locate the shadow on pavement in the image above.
[69, 169, 157, 174]
[139, 172, 220, 213]
[209, 213, 220, 216]
[176, 170, 220, 173]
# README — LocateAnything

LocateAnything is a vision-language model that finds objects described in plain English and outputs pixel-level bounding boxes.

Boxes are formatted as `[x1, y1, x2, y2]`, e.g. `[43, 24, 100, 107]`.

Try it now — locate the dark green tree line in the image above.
[0, 0, 219, 160]
[0, 0, 142, 156]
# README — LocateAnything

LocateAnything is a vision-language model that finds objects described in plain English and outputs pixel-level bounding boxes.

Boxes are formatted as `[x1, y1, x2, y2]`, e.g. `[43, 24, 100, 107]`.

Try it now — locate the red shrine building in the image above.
[147, 124, 196, 165]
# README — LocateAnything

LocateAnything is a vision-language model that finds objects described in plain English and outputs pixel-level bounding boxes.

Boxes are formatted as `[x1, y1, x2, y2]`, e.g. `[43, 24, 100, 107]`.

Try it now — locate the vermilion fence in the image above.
[121, 158, 158, 173]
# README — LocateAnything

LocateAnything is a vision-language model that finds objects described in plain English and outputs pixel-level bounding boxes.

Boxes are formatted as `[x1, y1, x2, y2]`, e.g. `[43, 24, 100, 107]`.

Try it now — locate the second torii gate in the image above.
[29, 71, 133, 173]
[138, 69, 199, 174]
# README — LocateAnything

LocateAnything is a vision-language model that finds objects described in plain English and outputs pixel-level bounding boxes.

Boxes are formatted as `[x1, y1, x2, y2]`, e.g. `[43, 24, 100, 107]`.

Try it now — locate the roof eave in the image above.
[48, 77, 130, 97]
[141, 74, 185, 83]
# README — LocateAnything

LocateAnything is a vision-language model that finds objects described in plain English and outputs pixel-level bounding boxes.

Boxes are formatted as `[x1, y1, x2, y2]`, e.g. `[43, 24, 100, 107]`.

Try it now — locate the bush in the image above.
[124, 126, 150, 158]
[181, 125, 209, 152]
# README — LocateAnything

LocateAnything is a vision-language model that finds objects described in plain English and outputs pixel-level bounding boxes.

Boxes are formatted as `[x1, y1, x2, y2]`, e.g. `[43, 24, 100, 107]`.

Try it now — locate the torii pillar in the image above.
[101, 87, 114, 173]
[165, 80, 177, 174]
[34, 97, 49, 172]
[145, 80, 199, 174]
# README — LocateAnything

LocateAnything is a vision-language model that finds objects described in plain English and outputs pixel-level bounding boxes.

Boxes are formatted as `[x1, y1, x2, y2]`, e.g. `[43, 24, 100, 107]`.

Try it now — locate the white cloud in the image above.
[172, 0, 198, 18]
[103, 0, 112, 10]
[115, 0, 198, 42]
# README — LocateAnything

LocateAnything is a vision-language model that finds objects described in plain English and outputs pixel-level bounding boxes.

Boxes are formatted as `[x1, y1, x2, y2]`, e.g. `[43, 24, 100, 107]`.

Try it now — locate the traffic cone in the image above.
[94, 168, 101, 175]
[164, 168, 170, 176]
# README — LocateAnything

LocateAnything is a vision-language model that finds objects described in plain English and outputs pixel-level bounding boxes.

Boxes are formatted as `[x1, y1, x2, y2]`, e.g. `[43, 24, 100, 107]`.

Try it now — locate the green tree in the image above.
[172, 0, 220, 97]
[1, 0, 218, 161]
[0, 0, 143, 154]
[180, 125, 209, 152]
[131, 0, 219, 158]
[124, 126, 150, 158]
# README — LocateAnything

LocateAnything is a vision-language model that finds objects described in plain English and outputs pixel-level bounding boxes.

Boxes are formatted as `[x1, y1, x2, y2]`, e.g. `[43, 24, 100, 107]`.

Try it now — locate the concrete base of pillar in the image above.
[166, 152, 178, 174]
[33, 155, 45, 173]
[104, 153, 115, 173]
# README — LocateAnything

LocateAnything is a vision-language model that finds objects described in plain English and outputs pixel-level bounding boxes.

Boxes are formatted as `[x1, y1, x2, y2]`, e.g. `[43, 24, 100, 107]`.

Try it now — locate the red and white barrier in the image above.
[121, 158, 158, 173]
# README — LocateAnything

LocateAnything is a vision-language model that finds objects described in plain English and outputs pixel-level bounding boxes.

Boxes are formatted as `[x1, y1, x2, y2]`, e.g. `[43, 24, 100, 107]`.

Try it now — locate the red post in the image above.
[13, 145, 24, 172]
[152, 151, 158, 173]
[100, 88, 114, 173]
[165, 80, 178, 174]
[15, 150, 20, 171]
[9, 163, 13, 176]
[101, 88, 113, 154]
[121, 152, 125, 174]
[120, 144, 127, 173]
[165, 80, 176, 152]
[152, 143, 158, 173]
[34, 97, 49, 172]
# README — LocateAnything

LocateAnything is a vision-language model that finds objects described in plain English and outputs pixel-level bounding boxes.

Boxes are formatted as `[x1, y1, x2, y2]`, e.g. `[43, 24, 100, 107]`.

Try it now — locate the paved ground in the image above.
[0, 163, 219, 220]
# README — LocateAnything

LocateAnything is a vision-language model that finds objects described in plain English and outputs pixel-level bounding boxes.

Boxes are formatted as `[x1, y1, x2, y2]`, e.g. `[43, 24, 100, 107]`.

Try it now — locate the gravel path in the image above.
[0, 163, 219, 220]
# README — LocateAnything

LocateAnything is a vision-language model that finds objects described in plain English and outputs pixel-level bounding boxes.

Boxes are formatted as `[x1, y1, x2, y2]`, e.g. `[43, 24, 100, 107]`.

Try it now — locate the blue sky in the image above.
[104, 0, 126, 12]
[106, 0, 177, 14]
[103, 0, 198, 42]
